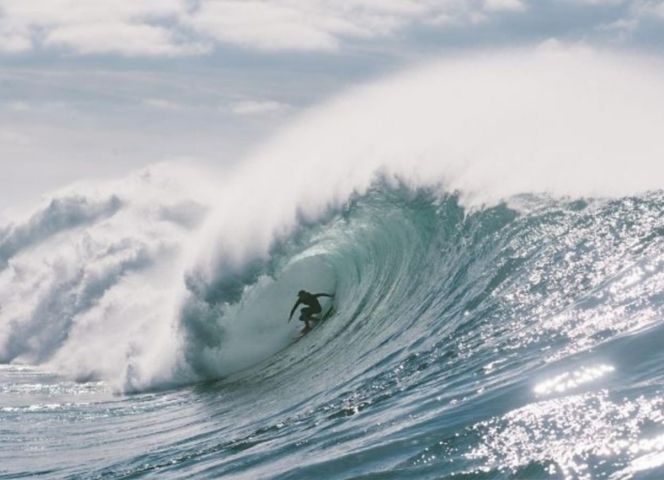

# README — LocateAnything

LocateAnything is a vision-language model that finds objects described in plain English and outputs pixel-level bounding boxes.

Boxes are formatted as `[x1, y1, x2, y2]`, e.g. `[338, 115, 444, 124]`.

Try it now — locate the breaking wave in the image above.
[1, 46, 664, 479]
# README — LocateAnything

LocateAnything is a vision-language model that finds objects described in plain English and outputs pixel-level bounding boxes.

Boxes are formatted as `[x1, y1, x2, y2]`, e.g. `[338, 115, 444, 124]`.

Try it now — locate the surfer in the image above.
[289, 290, 334, 329]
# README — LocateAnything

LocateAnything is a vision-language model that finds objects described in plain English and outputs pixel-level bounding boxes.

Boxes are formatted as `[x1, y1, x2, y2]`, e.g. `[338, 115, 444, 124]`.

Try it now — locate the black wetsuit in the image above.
[289, 291, 334, 325]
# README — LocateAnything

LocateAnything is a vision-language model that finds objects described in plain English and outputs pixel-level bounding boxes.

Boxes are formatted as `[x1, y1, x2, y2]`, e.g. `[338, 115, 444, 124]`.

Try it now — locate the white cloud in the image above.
[144, 98, 185, 110]
[0, 0, 192, 56]
[0, 23, 31, 53]
[2, 0, 660, 57]
[44, 22, 202, 56]
[188, 1, 337, 50]
[641, 0, 664, 17]
[0, 0, 184, 25]
[567, 0, 625, 4]
[184, 1, 446, 52]
[0, 0, 535, 56]
[186, 2, 340, 52]
[230, 100, 289, 116]
[0, 32, 30, 52]
[592, 0, 664, 41]
[484, 0, 526, 12]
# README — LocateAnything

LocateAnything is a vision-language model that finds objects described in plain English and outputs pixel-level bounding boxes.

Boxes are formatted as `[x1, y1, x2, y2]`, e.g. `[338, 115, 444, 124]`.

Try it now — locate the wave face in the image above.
[2, 48, 664, 478]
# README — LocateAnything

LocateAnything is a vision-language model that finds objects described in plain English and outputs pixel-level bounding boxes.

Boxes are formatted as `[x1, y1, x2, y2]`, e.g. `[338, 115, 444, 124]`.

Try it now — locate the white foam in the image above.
[0, 162, 215, 390]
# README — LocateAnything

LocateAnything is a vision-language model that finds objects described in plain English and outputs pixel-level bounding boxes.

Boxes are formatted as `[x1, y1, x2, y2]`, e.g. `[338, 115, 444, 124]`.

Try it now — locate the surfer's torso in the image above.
[299, 292, 322, 311]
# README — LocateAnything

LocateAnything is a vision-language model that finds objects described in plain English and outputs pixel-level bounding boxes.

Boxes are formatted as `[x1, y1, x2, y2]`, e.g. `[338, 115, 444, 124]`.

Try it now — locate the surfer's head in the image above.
[298, 290, 306, 298]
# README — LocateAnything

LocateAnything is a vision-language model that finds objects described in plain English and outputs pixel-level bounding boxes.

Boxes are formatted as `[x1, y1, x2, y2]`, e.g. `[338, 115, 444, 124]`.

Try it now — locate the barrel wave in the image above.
[2, 48, 664, 479]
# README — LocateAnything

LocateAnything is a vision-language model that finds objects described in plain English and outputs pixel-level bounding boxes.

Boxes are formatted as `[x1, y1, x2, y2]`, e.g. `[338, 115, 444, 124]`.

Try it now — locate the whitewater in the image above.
[1, 48, 664, 479]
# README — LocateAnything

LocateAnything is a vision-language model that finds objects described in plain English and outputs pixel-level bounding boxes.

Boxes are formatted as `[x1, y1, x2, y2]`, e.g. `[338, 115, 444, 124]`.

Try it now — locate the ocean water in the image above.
[1, 50, 664, 479]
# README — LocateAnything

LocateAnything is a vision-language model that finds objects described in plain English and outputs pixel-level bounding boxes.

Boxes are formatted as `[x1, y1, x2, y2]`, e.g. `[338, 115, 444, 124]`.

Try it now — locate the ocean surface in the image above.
[1, 50, 664, 479]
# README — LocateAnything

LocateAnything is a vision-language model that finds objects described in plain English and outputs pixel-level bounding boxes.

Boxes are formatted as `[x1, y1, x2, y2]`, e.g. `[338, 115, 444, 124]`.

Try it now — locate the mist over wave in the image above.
[0, 47, 663, 395]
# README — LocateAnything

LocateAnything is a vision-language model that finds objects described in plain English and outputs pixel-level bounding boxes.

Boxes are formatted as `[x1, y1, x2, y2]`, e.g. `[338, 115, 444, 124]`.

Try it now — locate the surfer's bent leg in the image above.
[300, 306, 320, 329]
[300, 305, 321, 321]
[300, 307, 314, 322]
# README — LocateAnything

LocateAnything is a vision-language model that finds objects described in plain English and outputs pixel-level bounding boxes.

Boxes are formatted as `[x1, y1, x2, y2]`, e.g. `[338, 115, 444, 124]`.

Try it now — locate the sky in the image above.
[2, 0, 664, 212]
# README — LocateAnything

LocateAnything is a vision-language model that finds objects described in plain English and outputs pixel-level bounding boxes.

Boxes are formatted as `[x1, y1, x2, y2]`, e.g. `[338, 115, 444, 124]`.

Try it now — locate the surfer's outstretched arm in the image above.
[288, 300, 302, 322]
[314, 293, 334, 298]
